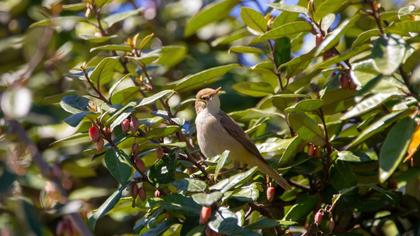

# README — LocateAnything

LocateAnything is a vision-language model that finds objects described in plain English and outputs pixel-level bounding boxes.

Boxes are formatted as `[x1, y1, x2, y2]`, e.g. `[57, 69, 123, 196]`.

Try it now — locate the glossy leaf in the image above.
[88, 187, 123, 230]
[283, 195, 319, 221]
[89, 57, 119, 84]
[315, 15, 360, 56]
[240, 7, 267, 34]
[136, 90, 175, 107]
[232, 81, 274, 97]
[346, 109, 410, 149]
[288, 112, 326, 146]
[379, 117, 416, 182]
[103, 8, 143, 28]
[171, 64, 239, 92]
[214, 150, 230, 180]
[60, 95, 90, 114]
[210, 167, 257, 193]
[341, 93, 399, 120]
[192, 191, 223, 206]
[313, 0, 347, 22]
[104, 150, 132, 185]
[269, 3, 308, 14]
[371, 35, 406, 75]
[184, 0, 239, 37]
[228, 45, 263, 54]
[256, 21, 312, 41]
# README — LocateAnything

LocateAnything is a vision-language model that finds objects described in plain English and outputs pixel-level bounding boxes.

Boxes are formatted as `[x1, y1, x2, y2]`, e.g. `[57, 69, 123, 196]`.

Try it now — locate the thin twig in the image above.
[82, 68, 111, 105]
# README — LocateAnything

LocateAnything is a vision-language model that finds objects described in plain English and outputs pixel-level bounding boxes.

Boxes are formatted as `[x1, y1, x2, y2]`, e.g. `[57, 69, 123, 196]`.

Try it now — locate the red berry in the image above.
[132, 143, 139, 156]
[328, 218, 335, 232]
[103, 127, 112, 139]
[95, 138, 104, 152]
[314, 209, 325, 225]
[130, 118, 139, 133]
[266, 186, 276, 202]
[138, 186, 146, 201]
[154, 189, 161, 198]
[121, 118, 130, 133]
[89, 125, 100, 142]
[131, 183, 139, 199]
[205, 226, 221, 236]
[315, 33, 323, 46]
[308, 143, 319, 157]
[199, 206, 212, 224]
[134, 157, 146, 173]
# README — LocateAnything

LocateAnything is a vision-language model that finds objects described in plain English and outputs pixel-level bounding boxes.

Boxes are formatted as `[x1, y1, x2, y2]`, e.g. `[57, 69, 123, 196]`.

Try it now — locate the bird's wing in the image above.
[217, 111, 267, 162]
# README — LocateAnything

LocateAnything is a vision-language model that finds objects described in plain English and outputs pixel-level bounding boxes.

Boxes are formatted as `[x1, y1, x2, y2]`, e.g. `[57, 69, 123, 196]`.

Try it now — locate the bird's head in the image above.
[195, 87, 222, 113]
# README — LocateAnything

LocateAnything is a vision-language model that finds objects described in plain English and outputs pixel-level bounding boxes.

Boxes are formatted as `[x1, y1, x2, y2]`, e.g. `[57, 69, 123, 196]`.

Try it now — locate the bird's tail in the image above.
[252, 157, 291, 190]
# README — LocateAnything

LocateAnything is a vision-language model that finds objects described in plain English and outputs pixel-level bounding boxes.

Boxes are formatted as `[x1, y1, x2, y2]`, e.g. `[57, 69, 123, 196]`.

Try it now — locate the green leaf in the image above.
[88, 187, 123, 230]
[371, 35, 406, 75]
[269, 3, 308, 14]
[279, 136, 304, 166]
[136, 90, 175, 107]
[228, 45, 263, 54]
[184, 0, 239, 37]
[211, 29, 250, 46]
[231, 183, 261, 202]
[171, 64, 239, 92]
[387, 20, 420, 35]
[274, 37, 291, 67]
[320, 88, 355, 114]
[90, 44, 131, 53]
[320, 14, 336, 32]
[103, 8, 143, 28]
[330, 161, 357, 190]
[158, 45, 188, 68]
[104, 150, 132, 185]
[352, 29, 381, 48]
[62, 3, 85, 11]
[337, 151, 377, 162]
[90, 57, 119, 85]
[192, 191, 223, 206]
[288, 111, 326, 146]
[246, 218, 296, 230]
[30, 16, 83, 28]
[285, 99, 323, 112]
[148, 154, 176, 184]
[208, 207, 259, 236]
[379, 117, 416, 183]
[313, 0, 347, 22]
[214, 150, 230, 180]
[240, 7, 267, 34]
[143, 220, 176, 236]
[64, 111, 91, 127]
[315, 14, 360, 56]
[127, 54, 160, 65]
[232, 81, 274, 97]
[256, 21, 312, 41]
[283, 194, 319, 221]
[345, 109, 410, 149]
[60, 95, 90, 114]
[341, 93, 399, 120]
[109, 76, 138, 104]
[172, 178, 207, 193]
[158, 194, 201, 216]
[210, 167, 257, 193]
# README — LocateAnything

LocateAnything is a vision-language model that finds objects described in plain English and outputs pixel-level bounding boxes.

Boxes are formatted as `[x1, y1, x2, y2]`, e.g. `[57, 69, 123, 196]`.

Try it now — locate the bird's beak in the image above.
[215, 87, 224, 95]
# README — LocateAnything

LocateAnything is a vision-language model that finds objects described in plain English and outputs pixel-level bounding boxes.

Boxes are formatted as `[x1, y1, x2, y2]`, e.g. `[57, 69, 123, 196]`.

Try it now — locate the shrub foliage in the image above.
[1, 0, 419, 235]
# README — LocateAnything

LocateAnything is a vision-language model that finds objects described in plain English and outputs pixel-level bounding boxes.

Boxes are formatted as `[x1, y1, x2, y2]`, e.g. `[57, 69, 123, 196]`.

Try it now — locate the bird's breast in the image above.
[195, 110, 251, 161]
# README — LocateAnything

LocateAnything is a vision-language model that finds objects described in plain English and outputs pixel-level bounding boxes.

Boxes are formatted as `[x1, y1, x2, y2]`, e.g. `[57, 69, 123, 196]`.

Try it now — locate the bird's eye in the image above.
[202, 96, 209, 101]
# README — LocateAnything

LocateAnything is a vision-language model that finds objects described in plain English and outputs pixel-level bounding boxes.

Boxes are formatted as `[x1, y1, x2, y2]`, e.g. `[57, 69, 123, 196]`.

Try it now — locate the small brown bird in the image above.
[195, 87, 291, 190]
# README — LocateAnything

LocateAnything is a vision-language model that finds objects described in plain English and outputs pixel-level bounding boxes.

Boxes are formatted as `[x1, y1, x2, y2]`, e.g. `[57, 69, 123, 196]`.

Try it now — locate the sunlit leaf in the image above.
[184, 0, 239, 37]
[371, 35, 406, 75]
[240, 7, 267, 34]
[288, 111, 326, 146]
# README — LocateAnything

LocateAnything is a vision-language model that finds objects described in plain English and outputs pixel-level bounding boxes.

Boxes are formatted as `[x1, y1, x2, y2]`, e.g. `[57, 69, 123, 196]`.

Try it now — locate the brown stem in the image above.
[82, 68, 111, 105]
[368, 0, 385, 35]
